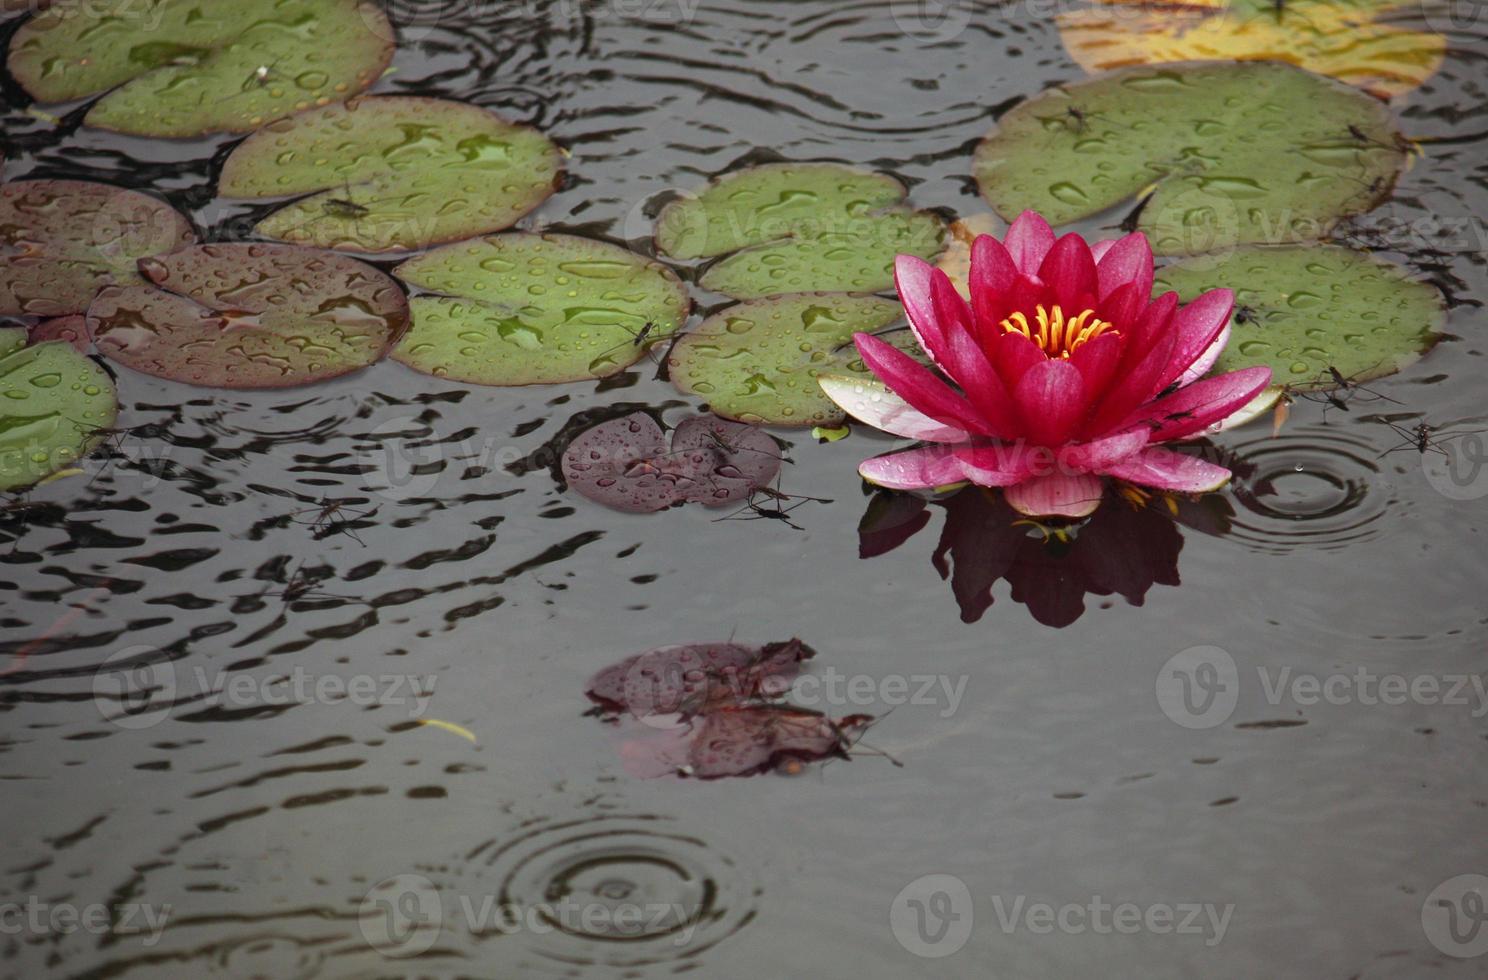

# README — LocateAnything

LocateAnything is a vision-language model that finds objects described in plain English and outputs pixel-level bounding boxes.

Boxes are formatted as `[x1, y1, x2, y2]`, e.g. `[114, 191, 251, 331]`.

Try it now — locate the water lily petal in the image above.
[894, 254, 948, 366]
[953, 441, 1041, 486]
[859, 444, 967, 490]
[1014, 358, 1087, 446]
[944, 324, 1022, 438]
[987, 328, 1046, 392]
[969, 233, 1017, 334]
[1095, 232, 1153, 304]
[1158, 288, 1233, 390]
[1004, 210, 1056, 275]
[1068, 331, 1122, 404]
[1084, 322, 1177, 437]
[1101, 446, 1233, 493]
[1059, 427, 1149, 472]
[1090, 238, 1117, 263]
[931, 268, 976, 337]
[818, 374, 969, 443]
[1175, 320, 1230, 387]
[855, 331, 996, 435]
[1123, 366, 1273, 442]
[1004, 473, 1104, 518]
[1039, 233, 1098, 311]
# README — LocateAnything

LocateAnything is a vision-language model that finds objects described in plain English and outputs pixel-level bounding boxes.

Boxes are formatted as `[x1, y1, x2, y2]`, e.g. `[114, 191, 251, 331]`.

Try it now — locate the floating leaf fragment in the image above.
[654, 163, 944, 297]
[220, 96, 563, 254]
[6, 0, 393, 137]
[974, 62, 1407, 254]
[0, 180, 195, 317]
[1057, 0, 1445, 99]
[87, 243, 408, 389]
[668, 293, 916, 427]
[561, 412, 782, 513]
[586, 638, 877, 779]
[1154, 244, 1444, 388]
[391, 233, 689, 385]
[0, 327, 119, 492]
[586, 639, 815, 719]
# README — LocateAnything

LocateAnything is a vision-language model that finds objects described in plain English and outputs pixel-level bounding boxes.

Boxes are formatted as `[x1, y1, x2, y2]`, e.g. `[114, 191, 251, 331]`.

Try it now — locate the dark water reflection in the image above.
[2, 0, 1488, 977]
[860, 487, 1232, 627]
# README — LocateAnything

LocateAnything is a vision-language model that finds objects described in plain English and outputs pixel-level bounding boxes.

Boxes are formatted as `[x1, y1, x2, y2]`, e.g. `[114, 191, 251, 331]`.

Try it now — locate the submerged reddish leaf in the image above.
[618, 707, 876, 780]
[87, 243, 408, 389]
[585, 639, 815, 719]
[561, 412, 782, 513]
[586, 638, 876, 780]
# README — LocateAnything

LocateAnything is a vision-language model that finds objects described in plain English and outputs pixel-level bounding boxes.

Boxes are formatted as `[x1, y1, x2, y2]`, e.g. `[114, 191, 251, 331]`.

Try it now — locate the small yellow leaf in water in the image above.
[1057, 0, 1445, 99]
[933, 213, 1002, 300]
[811, 425, 851, 443]
[416, 718, 477, 744]
[36, 468, 85, 486]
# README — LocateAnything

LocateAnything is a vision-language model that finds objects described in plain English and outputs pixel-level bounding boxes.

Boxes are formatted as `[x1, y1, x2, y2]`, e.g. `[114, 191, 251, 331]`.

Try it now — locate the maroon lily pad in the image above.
[86, 243, 408, 389]
[28, 315, 90, 352]
[586, 639, 815, 720]
[617, 707, 876, 780]
[0, 180, 195, 317]
[561, 412, 782, 513]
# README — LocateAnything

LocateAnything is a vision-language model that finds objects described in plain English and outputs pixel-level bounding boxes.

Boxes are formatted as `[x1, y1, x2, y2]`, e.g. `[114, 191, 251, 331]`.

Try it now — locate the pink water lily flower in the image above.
[820, 211, 1272, 518]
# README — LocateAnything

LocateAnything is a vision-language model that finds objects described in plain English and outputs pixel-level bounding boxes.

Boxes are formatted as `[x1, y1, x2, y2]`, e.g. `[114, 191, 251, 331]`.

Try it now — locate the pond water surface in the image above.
[3, 1, 1488, 977]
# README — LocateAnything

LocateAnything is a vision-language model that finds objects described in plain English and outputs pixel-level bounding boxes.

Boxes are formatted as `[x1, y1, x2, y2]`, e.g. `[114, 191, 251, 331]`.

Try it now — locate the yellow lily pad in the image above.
[1058, 0, 1445, 99]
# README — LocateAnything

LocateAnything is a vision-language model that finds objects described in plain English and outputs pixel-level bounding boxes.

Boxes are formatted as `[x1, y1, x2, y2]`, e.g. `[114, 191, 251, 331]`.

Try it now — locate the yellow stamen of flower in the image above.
[998, 304, 1113, 358]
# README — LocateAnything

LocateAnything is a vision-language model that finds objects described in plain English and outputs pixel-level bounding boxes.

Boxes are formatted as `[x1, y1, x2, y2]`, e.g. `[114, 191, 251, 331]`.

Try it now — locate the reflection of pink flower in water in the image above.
[860, 486, 1233, 627]
[821, 211, 1271, 518]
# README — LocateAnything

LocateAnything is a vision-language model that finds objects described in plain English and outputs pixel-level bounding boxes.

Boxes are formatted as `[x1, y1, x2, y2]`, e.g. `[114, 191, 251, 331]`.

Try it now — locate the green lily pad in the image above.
[973, 62, 1406, 255]
[390, 233, 689, 386]
[219, 96, 564, 254]
[88, 243, 408, 389]
[667, 293, 915, 426]
[654, 163, 945, 298]
[0, 329, 119, 492]
[1, 180, 196, 317]
[1154, 244, 1444, 388]
[6, 0, 393, 138]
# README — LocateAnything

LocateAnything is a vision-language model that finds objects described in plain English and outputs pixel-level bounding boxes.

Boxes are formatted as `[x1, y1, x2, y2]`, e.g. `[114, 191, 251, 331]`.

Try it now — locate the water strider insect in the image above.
[260, 560, 366, 605]
[289, 496, 379, 547]
[1373, 420, 1483, 458]
[1233, 304, 1258, 326]
[713, 474, 832, 531]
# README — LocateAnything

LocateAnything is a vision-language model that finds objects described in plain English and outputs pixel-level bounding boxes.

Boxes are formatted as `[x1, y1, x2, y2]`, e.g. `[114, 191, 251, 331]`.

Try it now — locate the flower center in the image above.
[998, 304, 1113, 359]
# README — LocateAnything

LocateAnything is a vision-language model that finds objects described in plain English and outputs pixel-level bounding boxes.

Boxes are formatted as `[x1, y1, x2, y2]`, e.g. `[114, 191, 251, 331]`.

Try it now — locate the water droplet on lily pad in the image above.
[668, 293, 910, 426]
[220, 96, 562, 254]
[655, 163, 944, 298]
[975, 63, 1406, 255]
[391, 233, 689, 386]
[1155, 244, 1443, 387]
[7, 0, 394, 137]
